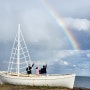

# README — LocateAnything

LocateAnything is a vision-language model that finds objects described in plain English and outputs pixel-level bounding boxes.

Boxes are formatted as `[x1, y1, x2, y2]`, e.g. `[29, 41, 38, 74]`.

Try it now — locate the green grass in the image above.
[0, 84, 89, 90]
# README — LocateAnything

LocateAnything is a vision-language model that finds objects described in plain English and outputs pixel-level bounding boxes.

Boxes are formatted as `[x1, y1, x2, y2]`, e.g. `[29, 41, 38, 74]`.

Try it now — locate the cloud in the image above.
[1, 0, 90, 76]
[63, 17, 90, 31]
[87, 54, 90, 57]
[56, 50, 76, 59]
[60, 60, 69, 65]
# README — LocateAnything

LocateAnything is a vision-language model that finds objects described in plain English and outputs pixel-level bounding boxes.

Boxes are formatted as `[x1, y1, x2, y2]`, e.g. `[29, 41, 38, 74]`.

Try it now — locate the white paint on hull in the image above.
[0, 72, 76, 89]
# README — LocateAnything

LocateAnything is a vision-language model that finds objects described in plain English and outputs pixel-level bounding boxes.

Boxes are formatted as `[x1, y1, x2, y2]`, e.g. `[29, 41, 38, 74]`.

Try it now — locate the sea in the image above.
[74, 76, 90, 89]
[0, 76, 90, 89]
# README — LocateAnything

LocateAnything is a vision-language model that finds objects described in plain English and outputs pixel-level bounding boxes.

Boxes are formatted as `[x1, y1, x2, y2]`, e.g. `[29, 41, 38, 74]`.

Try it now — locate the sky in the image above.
[0, 0, 90, 76]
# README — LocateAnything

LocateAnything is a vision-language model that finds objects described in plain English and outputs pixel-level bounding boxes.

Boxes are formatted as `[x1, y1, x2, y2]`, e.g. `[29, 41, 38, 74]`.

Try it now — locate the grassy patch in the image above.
[0, 84, 89, 90]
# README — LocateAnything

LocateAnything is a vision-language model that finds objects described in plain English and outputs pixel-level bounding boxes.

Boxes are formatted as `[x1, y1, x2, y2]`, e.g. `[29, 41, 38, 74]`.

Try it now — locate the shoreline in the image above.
[0, 84, 90, 90]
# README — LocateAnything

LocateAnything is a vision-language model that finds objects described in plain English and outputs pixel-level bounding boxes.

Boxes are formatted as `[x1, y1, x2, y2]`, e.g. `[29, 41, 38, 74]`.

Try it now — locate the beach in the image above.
[0, 84, 90, 90]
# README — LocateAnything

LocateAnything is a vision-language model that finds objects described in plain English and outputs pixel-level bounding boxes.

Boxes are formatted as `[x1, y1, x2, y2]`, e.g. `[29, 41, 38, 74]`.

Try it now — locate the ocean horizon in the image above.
[74, 76, 90, 89]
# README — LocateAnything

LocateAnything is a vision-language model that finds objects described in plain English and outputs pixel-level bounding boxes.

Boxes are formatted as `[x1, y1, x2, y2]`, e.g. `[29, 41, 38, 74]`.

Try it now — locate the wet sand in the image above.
[0, 84, 90, 90]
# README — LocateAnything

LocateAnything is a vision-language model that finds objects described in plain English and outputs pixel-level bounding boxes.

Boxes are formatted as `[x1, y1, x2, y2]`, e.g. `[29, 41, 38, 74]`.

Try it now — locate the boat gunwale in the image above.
[0, 72, 76, 80]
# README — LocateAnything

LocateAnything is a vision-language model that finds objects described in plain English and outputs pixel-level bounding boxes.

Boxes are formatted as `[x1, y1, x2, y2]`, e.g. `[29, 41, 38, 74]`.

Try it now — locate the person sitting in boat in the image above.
[39, 64, 47, 74]
[35, 67, 39, 76]
[26, 63, 34, 74]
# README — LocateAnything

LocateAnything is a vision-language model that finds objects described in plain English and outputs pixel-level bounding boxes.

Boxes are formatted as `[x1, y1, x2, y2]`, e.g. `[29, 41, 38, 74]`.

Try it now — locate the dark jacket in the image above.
[26, 64, 34, 74]
[40, 64, 47, 74]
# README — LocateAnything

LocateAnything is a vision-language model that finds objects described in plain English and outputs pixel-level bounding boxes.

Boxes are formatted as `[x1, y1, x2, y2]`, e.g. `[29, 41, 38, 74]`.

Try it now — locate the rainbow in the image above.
[40, 0, 79, 50]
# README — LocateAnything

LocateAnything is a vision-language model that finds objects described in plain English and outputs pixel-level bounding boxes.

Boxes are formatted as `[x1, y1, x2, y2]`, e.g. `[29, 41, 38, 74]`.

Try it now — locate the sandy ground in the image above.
[0, 84, 90, 90]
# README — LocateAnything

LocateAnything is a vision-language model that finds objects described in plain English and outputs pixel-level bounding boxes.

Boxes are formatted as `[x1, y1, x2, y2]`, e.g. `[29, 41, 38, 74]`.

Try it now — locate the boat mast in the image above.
[8, 24, 32, 75]
[17, 24, 20, 76]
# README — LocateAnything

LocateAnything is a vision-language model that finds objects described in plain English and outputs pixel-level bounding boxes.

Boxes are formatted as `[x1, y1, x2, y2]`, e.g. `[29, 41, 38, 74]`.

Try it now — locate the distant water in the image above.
[74, 76, 90, 89]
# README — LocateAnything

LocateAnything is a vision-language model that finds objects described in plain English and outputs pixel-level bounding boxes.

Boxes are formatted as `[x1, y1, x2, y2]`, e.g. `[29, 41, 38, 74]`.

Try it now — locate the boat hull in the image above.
[0, 72, 75, 89]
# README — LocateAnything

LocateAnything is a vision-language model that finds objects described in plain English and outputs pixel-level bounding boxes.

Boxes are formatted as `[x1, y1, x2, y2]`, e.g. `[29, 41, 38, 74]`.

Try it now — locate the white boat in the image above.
[0, 24, 76, 89]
